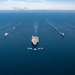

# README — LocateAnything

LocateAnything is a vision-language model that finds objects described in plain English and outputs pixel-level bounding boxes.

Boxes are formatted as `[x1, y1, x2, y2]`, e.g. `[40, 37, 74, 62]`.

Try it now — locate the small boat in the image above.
[13, 27, 16, 29]
[31, 35, 39, 45]
[33, 48, 37, 50]
[55, 27, 57, 30]
[4, 32, 9, 37]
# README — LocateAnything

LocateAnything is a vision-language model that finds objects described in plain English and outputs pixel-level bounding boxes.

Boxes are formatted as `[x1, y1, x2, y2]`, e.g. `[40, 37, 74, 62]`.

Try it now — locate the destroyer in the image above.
[60, 32, 64, 37]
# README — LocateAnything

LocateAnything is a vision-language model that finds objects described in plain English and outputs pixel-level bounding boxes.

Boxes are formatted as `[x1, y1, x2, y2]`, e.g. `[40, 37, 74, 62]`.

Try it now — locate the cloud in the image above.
[0, 0, 75, 10]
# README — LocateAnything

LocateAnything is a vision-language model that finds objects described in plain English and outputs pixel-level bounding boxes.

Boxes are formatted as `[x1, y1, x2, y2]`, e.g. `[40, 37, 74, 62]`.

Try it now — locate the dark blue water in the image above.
[0, 11, 75, 75]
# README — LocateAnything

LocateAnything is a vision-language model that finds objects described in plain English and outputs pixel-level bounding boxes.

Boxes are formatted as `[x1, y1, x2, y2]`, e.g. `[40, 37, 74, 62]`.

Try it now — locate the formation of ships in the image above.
[1, 19, 65, 50]
[4, 32, 64, 47]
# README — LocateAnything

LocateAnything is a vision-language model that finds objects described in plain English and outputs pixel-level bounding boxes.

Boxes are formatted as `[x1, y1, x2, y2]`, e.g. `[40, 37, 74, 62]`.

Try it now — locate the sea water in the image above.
[0, 11, 75, 75]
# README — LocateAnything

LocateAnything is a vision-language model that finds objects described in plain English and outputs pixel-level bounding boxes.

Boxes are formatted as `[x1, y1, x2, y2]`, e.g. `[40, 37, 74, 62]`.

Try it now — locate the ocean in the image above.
[0, 11, 75, 75]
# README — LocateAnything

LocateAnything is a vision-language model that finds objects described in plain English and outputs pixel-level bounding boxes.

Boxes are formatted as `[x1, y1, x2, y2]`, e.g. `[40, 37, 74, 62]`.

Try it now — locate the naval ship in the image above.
[31, 36, 39, 45]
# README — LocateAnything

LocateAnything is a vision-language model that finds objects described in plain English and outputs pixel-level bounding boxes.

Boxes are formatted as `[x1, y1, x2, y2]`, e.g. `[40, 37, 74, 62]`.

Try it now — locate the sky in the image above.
[0, 0, 75, 10]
